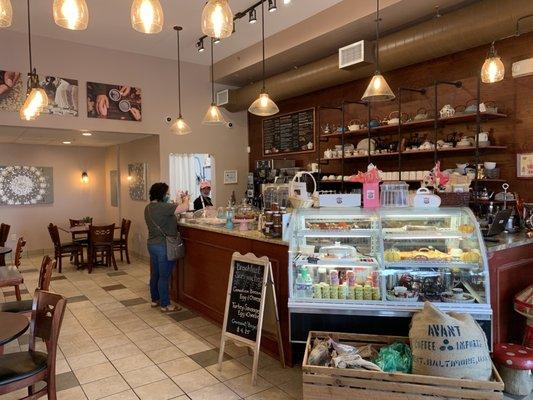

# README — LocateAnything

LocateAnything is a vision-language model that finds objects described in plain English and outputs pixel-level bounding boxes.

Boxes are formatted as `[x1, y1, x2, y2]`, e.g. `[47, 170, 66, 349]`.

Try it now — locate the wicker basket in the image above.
[302, 331, 504, 400]
[438, 191, 471, 207]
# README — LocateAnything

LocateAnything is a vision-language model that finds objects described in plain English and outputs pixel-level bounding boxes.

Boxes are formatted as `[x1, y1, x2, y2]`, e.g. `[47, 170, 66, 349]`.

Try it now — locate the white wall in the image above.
[0, 30, 249, 207]
[0, 143, 108, 252]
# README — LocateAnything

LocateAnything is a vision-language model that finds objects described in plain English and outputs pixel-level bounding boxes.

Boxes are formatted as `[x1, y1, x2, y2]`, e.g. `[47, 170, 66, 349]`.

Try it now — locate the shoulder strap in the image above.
[147, 203, 168, 238]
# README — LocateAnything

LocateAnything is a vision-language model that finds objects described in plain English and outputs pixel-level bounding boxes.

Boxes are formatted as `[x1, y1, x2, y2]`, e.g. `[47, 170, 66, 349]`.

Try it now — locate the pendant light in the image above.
[481, 41, 505, 83]
[361, 0, 395, 102]
[131, 0, 164, 34]
[0, 0, 13, 28]
[20, 0, 48, 121]
[53, 0, 89, 30]
[201, 0, 233, 40]
[202, 39, 226, 125]
[248, 0, 279, 117]
[170, 26, 192, 136]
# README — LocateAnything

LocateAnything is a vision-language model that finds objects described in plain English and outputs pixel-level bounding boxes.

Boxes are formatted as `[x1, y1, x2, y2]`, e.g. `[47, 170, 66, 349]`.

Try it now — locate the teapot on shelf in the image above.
[439, 104, 455, 118]
[414, 107, 429, 121]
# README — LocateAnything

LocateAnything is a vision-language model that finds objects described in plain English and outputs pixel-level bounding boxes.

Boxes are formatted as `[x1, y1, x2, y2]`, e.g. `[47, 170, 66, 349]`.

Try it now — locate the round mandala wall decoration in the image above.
[0, 165, 53, 206]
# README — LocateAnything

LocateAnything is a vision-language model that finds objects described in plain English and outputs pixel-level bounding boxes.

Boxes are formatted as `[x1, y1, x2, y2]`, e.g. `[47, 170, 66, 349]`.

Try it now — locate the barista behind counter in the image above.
[193, 180, 213, 211]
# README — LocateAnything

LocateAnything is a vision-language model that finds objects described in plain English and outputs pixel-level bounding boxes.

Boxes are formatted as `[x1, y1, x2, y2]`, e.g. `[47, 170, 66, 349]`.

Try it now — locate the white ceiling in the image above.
[5, 0, 344, 65]
[0, 126, 152, 147]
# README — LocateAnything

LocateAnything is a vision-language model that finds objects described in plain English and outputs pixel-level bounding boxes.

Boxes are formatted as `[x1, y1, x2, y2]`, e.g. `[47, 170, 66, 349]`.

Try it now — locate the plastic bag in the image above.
[373, 342, 412, 373]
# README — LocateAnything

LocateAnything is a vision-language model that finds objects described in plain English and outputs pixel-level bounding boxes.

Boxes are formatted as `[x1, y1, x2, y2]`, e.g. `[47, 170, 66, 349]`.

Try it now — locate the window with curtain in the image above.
[169, 153, 214, 207]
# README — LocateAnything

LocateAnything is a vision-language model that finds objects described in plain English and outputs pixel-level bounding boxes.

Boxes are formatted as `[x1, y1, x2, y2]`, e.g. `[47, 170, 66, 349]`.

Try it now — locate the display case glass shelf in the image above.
[287, 207, 490, 316]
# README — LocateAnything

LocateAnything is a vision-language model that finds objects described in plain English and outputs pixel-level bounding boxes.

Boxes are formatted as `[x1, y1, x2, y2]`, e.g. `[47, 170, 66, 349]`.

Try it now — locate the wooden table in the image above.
[0, 311, 29, 354]
[0, 266, 24, 301]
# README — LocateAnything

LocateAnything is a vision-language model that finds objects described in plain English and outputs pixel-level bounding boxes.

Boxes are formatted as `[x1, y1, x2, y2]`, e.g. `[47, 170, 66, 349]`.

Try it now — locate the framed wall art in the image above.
[128, 163, 147, 201]
[0, 165, 54, 206]
[40, 76, 79, 117]
[0, 70, 25, 112]
[517, 153, 533, 178]
[224, 170, 238, 185]
[87, 82, 142, 121]
[110, 170, 119, 207]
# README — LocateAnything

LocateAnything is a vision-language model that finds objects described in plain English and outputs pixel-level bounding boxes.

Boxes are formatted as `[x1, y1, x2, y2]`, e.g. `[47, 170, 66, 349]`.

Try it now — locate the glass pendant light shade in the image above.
[171, 117, 192, 135]
[20, 87, 48, 121]
[0, 0, 13, 28]
[249, 92, 279, 116]
[481, 43, 505, 83]
[201, 0, 233, 39]
[203, 104, 226, 125]
[131, 0, 164, 34]
[53, 0, 89, 30]
[362, 73, 395, 102]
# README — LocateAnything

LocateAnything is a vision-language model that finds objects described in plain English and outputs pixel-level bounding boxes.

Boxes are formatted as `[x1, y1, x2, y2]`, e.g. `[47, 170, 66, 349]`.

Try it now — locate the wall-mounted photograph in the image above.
[87, 82, 142, 121]
[40, 76, 79, 117]
[0, 165, 54, 206]
[0, 70, 25, 112]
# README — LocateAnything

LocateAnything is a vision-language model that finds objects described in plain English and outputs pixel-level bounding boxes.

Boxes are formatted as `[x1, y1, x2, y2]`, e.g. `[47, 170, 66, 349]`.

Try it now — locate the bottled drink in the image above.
[295, 272, 305, 298]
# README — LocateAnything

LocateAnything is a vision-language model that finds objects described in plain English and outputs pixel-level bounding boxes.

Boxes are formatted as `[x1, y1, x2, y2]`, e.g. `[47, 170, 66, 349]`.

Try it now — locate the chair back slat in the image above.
[48, 223, 61, 247]
[38, 255, 55, 291]
[90, 224, 115, 244]
[69, 219, 86, 227]
[14, 237, 26, 268]
[29, 290, 67, 363]
[0, 223, 10, 246]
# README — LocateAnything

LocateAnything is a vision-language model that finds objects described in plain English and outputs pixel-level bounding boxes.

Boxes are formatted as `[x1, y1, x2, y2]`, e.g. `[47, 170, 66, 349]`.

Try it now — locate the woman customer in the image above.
[145, 182, 189, 312]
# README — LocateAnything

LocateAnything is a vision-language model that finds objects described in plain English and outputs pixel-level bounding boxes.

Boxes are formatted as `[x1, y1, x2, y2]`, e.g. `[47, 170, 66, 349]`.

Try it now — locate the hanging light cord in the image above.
[210, 38, 215, 104]
[176, 27, 182, 117]
[261, 0, 266, 91]
[375, 0, 380, 73]
[26, 0, 33, 76]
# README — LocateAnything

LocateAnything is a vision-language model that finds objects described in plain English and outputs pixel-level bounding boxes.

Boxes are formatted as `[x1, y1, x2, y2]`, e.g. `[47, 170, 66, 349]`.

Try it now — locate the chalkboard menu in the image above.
[263, 108, 315, 156]
[226, 260, 266, 342]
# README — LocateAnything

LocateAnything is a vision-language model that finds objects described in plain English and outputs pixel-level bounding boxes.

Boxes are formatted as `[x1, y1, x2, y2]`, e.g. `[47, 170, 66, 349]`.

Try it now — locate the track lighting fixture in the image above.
[268, 0, 277, 13]
[197, 39, 205, 52]
[214, 37, 221, 44]
[249, 8, 257, 24]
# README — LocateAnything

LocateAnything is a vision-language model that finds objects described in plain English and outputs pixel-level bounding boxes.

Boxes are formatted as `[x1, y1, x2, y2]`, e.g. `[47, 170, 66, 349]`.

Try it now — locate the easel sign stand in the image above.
[218, 252, 285, 385]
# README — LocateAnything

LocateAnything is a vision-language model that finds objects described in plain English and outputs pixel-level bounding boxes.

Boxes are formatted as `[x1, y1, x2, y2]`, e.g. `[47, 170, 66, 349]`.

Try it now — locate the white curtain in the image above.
[169, 154, 200, 205]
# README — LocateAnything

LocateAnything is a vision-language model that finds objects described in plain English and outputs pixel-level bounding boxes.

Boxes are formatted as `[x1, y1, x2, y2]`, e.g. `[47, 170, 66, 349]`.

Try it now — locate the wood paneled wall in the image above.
[248, 33, 533, 200]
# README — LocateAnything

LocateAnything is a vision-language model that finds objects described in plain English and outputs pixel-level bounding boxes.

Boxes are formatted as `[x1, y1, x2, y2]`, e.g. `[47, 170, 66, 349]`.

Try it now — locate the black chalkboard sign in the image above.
[262, 108, 315, 156]
[218, 253, 284, 384]
[225, 260, 265, 342]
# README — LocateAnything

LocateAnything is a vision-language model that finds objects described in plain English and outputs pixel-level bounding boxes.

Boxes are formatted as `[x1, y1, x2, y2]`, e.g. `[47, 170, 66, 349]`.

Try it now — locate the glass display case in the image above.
[287, 207, 491, 318]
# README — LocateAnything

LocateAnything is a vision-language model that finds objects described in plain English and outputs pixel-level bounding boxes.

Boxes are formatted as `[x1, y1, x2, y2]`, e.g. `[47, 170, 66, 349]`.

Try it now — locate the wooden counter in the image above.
[487, 232, 533, 345]
[172, 222, 292, 365]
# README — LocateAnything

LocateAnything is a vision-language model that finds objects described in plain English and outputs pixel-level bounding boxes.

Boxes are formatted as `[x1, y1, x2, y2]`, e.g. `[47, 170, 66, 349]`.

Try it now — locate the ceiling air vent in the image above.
[216, 89, 229, 106]
[338, 40, 374, 70]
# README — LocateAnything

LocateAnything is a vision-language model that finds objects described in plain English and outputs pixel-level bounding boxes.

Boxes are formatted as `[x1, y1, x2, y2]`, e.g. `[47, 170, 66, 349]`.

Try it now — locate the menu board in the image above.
[225, 260, 266, 342]
[263, 108, 315, 156]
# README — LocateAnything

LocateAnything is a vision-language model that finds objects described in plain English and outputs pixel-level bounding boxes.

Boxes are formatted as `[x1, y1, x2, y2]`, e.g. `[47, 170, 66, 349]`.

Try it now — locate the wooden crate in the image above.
[302, 331, 504, 400]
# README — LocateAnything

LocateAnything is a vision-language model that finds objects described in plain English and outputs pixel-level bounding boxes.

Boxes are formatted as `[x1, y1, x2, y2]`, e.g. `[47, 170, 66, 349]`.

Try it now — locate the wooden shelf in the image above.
[320, 145, 507, 162]
[318, 112, 508, 140]
[472, 179, 508, 183]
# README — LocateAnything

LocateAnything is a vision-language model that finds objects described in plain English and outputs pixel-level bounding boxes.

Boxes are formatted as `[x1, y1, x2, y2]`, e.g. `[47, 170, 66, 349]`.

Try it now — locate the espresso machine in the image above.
[252, 159, 298, 209]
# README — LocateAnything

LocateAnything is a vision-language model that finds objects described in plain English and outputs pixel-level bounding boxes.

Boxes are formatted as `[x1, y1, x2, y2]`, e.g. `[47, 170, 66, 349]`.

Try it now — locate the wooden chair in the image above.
[0, 256, 55, 315]
[14, 237, 26, 268]
[89, 224, 117, 274]
[47, 224, 82, 273]
[0, 290, 67, 400]
[113, 219, 131, 264]
[69, 218, 90, 244]
[0, 223, 10, 266]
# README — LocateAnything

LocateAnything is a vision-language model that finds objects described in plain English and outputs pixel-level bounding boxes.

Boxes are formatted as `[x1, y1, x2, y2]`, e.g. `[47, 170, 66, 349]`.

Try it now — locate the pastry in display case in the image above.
[287, 207, 491, 315]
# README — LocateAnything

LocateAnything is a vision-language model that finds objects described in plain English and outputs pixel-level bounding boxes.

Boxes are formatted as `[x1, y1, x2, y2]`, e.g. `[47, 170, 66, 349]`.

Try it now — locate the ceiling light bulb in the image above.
[362, 73, 395, 102]
[81, 172, 89, 183]
[131, 0, 164, 34]
[202, 104, 226, 125]
[82, 132, 92, 136]
[171, 117, 192, 135]
[20, 88, 49, 121]
[201, 0, 233, 39]
[283, 0, 291, 4]
[268, 0, 277, 12]
[0, 0, 13, 28]
[53, 0, 89, 30]
[249, 92, 279, 116]
[481, 42, 505, 83]
[62, 141, 72, 144]
[249, 9, 257, 24]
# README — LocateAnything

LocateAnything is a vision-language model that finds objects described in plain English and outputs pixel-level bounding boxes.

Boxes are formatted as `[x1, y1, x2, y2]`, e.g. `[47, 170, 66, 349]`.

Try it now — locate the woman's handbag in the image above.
[148, 206, 185, 261]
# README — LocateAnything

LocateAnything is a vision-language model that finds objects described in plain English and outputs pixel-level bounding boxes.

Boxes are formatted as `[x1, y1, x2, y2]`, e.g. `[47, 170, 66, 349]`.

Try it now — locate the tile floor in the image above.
[0, 255, 302, 400]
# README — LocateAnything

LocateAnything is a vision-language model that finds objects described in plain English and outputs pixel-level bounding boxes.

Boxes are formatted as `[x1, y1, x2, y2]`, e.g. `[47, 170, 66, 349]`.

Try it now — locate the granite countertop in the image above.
[485, 231, 533, 253]
[178, 220, 288, 246]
